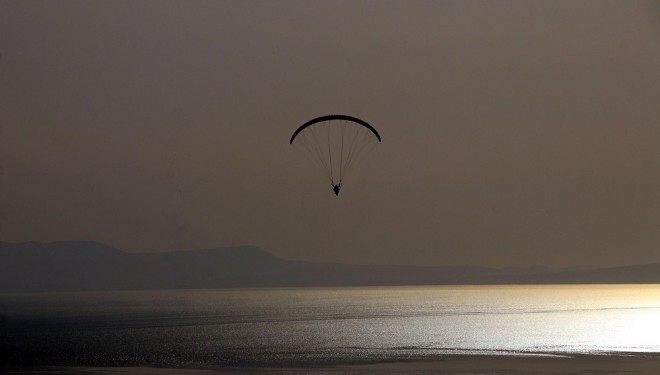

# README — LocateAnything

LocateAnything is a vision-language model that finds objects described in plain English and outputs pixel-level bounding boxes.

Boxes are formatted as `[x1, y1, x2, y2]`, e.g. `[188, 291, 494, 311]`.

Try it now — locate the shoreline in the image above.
[3, 353, 660, 374]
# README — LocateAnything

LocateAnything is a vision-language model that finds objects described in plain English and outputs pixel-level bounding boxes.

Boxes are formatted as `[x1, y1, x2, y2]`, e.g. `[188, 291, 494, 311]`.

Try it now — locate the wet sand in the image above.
[3, 354, 660, 374]
[337, 354, 660, 374]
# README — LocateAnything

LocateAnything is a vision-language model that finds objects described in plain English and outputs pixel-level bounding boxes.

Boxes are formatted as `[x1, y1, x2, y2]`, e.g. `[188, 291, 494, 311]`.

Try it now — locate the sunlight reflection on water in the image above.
[1, 285, 659, 366]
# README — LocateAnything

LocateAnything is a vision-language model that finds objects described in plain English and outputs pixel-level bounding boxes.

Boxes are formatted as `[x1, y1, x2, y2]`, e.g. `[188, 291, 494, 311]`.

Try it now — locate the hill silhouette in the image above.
[1, 241, 658, 292]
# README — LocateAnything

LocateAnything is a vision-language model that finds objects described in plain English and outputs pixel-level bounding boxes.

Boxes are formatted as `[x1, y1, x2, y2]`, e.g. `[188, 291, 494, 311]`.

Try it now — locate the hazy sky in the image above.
[1, 1, 659, 267]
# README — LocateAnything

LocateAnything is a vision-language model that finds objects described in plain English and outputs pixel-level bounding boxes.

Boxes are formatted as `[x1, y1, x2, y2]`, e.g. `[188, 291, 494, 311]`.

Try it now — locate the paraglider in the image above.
[290, 115, 381, 196]
[332, 183, 341, 196]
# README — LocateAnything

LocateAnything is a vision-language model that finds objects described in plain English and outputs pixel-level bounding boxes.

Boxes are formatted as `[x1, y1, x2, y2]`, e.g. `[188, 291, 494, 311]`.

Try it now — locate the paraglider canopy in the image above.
[290, 115, 381, 195]
[290, 114, 381, 144]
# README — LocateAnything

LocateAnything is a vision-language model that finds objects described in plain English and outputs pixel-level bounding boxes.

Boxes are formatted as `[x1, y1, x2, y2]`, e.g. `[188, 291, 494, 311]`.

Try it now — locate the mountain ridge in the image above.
[1, 241, 658, 292]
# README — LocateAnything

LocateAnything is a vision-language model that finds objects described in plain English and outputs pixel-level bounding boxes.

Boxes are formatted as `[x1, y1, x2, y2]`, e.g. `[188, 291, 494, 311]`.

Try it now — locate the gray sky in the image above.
[1, 0, 659, 267]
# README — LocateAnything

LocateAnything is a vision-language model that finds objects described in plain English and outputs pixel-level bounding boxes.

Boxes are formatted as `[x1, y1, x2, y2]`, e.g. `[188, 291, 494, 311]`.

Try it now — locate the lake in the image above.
[1, 285, 659, 368]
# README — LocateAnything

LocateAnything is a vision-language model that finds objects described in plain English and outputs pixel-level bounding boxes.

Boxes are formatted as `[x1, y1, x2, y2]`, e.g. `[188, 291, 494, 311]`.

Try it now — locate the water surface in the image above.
[1, 285, 659, 367]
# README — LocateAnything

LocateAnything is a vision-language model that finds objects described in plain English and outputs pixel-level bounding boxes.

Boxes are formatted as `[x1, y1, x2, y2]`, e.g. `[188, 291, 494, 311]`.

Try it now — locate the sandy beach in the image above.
[3, 354, 660, 374]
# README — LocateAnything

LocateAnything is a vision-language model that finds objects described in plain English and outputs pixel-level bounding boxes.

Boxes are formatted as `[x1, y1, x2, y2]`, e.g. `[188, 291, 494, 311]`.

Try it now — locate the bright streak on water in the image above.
[1, 285, 659, 367]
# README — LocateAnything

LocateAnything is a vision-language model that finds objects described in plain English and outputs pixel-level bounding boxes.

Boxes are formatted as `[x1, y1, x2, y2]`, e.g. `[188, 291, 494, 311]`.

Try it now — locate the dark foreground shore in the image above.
[3, 354, 660, 374]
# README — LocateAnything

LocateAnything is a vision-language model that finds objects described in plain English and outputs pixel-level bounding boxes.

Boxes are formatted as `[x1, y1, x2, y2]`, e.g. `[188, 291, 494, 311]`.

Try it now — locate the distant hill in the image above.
[1, 241, 658, 292]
